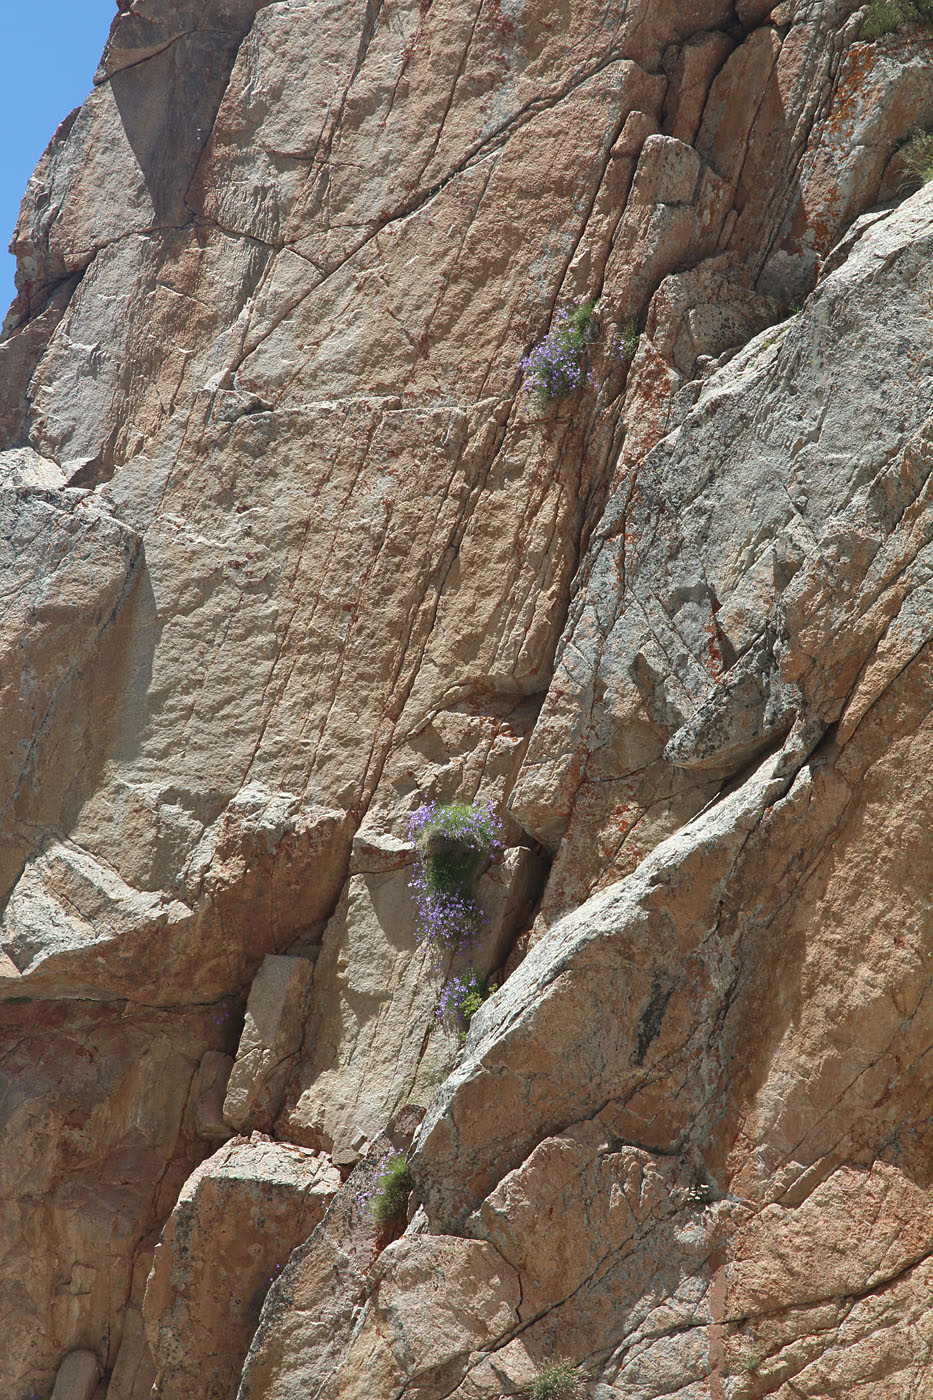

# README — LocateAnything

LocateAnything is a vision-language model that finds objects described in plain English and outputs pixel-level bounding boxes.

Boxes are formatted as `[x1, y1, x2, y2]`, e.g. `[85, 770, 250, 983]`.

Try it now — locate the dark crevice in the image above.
[633, 974, 676, 1066]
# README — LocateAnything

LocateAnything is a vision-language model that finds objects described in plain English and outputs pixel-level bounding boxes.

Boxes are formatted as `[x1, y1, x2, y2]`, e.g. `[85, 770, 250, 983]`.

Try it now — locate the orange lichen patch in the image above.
[704, 612, 726, 679]
[795, 44, 879, 255]
[789, 33, 933, 259]
[622, 338, 682, 465]
[829, 41, 880, 130]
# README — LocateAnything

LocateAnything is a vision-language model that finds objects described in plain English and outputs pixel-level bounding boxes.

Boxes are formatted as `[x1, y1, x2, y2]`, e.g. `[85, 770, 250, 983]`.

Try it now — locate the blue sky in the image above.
[1, 0, 116, 320]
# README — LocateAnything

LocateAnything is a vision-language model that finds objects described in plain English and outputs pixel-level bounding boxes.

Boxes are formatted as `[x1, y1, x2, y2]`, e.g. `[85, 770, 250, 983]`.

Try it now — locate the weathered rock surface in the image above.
[51, 1351, 102, 1400]
[276, 839, 542, 1152]
[2, 0, 933, 1397]
[0, 997, 232, 1395]
[0, 475, 141, 907]
[143, 1136, 339, 1400]
[223, 955, 314, 1134]
[513, 172, 933, 926]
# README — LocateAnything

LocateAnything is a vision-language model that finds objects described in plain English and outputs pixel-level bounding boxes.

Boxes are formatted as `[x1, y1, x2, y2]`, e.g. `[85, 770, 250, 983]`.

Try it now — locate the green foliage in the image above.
[423, 845, 484, 898]
[568, 299, 596, 336]
[861, 0, 906, 35]
[520, 299, 598, 402]
[861, 0, 933, 36]
[620, 322, 640, 360]
[416, 803, 496, 901]
[436, 964, 496, 1037]
[460, 986, 487, 1030]
[529, 1360, 585, 1400]
[367, 1151, 412, 1226]
[744, 1352, 761, 1374]
[903, 129, 933, 183]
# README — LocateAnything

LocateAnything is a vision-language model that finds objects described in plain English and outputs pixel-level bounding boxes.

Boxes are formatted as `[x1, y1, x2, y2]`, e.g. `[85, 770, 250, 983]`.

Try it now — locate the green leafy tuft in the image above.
[902, 129, 933, 183]
[366, 1152, 412, 1226]
[529, 1360, 585, 1400]
[861, 0, 933, 37]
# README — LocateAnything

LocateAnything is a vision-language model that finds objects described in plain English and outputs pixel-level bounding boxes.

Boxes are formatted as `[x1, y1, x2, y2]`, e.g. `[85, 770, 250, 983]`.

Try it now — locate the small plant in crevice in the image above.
[619, 321, 640, 361]
[435, 964, 497, 1039]
[408, 800, 502, 956]
[860, 0, 933, 37]
[357, 1149, 412, 1226]
[528, 1358, 586, 1400]
[861, 0, 906, 34]
[520, 299, 598, 403]
[902, 128, 933, 184]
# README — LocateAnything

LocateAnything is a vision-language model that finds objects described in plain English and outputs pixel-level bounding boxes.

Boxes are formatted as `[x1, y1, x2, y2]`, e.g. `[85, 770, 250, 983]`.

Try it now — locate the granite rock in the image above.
[2, 2, 933, 1397]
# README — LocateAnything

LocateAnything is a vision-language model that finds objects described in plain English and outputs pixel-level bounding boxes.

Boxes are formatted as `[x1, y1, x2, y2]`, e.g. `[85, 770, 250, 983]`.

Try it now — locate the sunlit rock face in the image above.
[2, 1, 932, 1396]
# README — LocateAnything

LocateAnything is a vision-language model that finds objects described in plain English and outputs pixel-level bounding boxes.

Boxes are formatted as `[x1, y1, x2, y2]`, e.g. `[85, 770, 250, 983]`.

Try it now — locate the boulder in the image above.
[144, 1137, 340, 1400]
[51, 1352, 101, 1400]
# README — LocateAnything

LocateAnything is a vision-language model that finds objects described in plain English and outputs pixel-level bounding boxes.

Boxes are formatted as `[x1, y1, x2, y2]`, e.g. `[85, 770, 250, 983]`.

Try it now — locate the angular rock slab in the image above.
[144, 1137, 340, 1400]
[511, 183, 933, 923]
[223, 954, 314, 1133]
[52, 1351, 101, 1400]
[0, 793, 347, 1004]
[0, 482, 141, 905]
[327, 1235, 521, 1400]
[236, 1146, 390, 1400]
[105, 1306, 156, 1400]
[0, 999, 226, 1398]
[191, 1051, 235, 1141]
[240, 1221, 521, 1400]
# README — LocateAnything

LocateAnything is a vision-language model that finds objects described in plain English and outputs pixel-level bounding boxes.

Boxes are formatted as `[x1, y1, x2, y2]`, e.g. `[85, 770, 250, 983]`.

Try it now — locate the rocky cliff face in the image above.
[2, 1, 932, 1397]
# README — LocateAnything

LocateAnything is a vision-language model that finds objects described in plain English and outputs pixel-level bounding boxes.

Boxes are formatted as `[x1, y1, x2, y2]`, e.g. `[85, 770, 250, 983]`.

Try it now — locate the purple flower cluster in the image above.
[435, 964, 489, 1030]
[435, 972, 470, 1021]
[520, 301, 596, 402]
[407, 801, 502, 956]
[356, 1149, 411, 1224]
[409, 873, 483, 952]
[355, 1150, 391, 1209]
[406, 799, 501, 852]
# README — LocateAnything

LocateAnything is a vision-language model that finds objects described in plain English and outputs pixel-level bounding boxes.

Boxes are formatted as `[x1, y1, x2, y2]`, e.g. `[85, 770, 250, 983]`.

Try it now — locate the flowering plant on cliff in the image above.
[407, 800, 502, 954]
[357, 1150, 412, 1225]
[435, 964, 495, 1037]
[520, 299, 597, 402]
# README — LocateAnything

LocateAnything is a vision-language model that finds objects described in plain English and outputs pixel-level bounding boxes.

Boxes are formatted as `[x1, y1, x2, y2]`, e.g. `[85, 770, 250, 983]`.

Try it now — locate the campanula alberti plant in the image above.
[357, 1150, 412, 1225]
[407, 801, 502, 954]
[620, 321, 640, 360]
[520, 299, 597, 403]
[436, 964, 495, 1037]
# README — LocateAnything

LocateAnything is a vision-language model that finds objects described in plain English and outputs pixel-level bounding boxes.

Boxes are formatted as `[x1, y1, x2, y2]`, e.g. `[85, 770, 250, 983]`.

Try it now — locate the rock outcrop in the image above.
[2, 1, 932, 1397]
